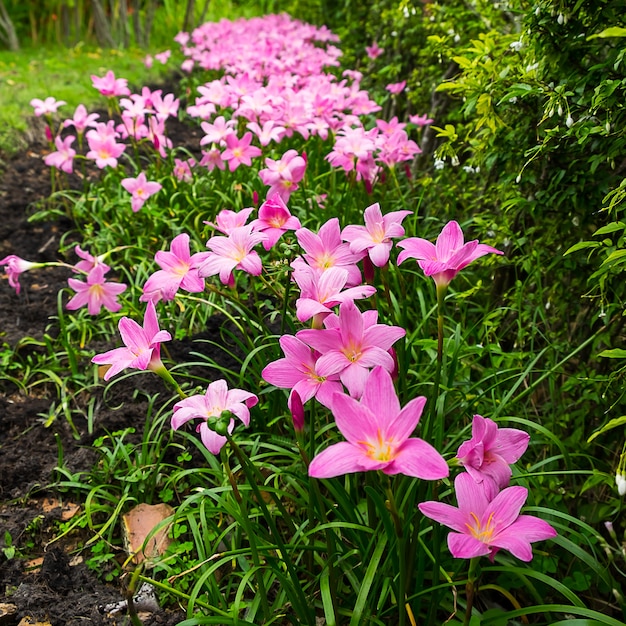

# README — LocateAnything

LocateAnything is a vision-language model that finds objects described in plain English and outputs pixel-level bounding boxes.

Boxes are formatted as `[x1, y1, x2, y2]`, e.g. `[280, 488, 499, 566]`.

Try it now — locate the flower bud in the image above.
[615, 472, 626, 496]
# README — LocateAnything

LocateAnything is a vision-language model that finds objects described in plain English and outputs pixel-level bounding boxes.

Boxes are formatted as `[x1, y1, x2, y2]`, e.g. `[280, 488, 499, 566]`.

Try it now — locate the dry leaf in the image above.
[122, 503, 174, 566]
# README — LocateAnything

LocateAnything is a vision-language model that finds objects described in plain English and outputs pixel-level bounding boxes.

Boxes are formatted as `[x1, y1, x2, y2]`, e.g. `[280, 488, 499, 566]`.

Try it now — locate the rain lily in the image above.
[386, 81, 406, 95]
[262, 334, 343, 412]
[342, 203, 412, 267]
[409, 114, 434, 127]
[63, 104, 100, 134]
[0, 255, 41, 294]
[419, 472, 557, 562]
[92, 301, 172, 380]
[91, 70, 130, 97]
[292, 265, 375, 323]
[140, 233, 209, 302]
[171, 379, 258, 454]
[73, 245, 110, 274]
[297, 300, 405, 398]
[397, 220, 504, 287]
[308, 366, 449, 479]
[456, 415, 530, 500]
[85, 132, 126, 169]
[365, 42, 384, 60]
[121, 172, 162, 212]
[250, 194, 302, 250]
[44, 135, 76, 174]
[173, 158, 195, 182]
[205, 208, 255, 235]
[198, 225, 265, 286]
[30, 97, 66, 117]
[258, 149, 307, 202]
[66, 265, 127, 315]
[221, 132, 262, 171]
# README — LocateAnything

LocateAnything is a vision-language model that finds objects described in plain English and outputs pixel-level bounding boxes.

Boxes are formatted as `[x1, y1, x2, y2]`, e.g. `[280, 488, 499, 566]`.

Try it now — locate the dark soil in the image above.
[0, 101, 208, 625]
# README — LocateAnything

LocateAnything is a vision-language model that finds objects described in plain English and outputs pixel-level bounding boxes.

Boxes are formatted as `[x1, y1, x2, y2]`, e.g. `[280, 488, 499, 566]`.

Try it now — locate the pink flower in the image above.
[418, 473, 557, 562]
[92, 301, 172, 381]
[205, 208, 255, 235]
[246, 120, 285, 146]
[30, 97, 66, 117]
[342, 203, 412, 267]
[91, 71, 130, 97]
[198, 225, 265, 286]
[171, 379, 258, 454]
[292, 265, 375, 323]
[200, 117, 236, 147]
[294, 218, 363, 287]
[0, 255, 40, 294]
[173, 157, 195, 182]
[258, 149, 307, 202]
[121, 172, 162, 212]
[85, 132, 126, 169]
[262, 334, 343, 412]
[365, 42, 384, 59]
[140, 233, 209, 302]
[297, 300, 405, 398]
[409, 114, 434, 127]
[397, 220, 504, 287]
[63, 104, 100, 134]
[386, 81, 407, 95]
[456, 415, 530, 500]
[44, 135, 76, 174]
[73, 245, 110, 274]
[250, 194, 301, 250]
[155, 50, 171, 64]
[221, 132, 262, 172]
[309, 366, 448, 479]
[66, 265, 127, 315]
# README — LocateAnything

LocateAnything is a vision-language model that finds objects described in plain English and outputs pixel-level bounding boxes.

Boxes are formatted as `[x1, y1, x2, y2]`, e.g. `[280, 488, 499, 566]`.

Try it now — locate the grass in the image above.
[0, 45, 171, 156]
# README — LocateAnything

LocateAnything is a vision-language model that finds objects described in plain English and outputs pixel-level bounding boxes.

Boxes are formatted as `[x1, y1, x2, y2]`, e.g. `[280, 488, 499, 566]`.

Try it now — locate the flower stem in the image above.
[464, 557, 481, 626]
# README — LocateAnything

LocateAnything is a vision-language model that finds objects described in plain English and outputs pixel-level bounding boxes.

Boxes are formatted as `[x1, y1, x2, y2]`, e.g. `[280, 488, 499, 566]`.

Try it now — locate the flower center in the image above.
[359, 430, 395, 462]
[467, 511, 496, 543]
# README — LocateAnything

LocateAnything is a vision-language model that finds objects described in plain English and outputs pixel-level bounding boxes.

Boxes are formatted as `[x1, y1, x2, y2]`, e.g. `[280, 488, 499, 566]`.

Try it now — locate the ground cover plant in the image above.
[1, 1, 625, 625]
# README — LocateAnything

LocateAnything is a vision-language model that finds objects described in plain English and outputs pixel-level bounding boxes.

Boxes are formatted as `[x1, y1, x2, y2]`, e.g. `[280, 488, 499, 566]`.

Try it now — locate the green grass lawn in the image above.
[0, 45, 172, 156]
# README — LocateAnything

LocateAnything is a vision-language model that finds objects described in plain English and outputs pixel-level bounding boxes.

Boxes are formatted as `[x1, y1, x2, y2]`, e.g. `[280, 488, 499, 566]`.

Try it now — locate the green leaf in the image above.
[588, 26, 626, 39]
[563, 241, 601, 255]
[594, 221, 626, 236]
[597, 348, 626, 358]
[349, 534, 387, 626]
[588, 415, 626, 442]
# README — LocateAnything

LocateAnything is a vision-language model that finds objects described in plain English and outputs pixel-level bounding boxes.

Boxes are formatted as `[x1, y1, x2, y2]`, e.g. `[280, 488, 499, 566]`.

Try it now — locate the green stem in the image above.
[425, 283, 447, 446]
[383, 474, 406, 626]
[463, 557, 481, 626]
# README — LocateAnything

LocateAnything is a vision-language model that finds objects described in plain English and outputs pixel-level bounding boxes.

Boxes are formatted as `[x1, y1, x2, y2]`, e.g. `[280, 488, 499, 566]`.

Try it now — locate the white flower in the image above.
[434, 158, 445, 170]
[616, 472, 626, 496]
[566, 115, 574, 128]
[510, 40, 524, 52]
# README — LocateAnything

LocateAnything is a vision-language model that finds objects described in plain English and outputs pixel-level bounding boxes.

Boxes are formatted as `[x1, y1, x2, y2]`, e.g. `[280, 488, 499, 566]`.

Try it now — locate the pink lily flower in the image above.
[409, 114, 434, 127]
[292, 265, 375, 323]
[221, 132, 262, 172]
[198, 225, 265, 286]
[155, 49, 171, 64]
[85, 133, 126, 169]
[91, 70, 131, 97]
[262, 334, 343, 412]
[66, 265, 127, 315]
[63, 104, 100, 134]
[171, 379, 258, 454]
[258, 149, 307, 202]
[386, 81, 406, 95]
[397, 220, 504, 287]
[457, 415, 530, 500]
[140, 233, 209, 303]
[73, 245, 110, 274]
[418, 472, 557, 562]
[246, 120, 285, 146]
[294, 218, 363, 287]
[121, 172, 162, 212]
[0, 255, 40, 294]
[30, 97, 66, 117]
[44, 135, 76, 174]
[200, 116, 236, 146]
[342, 203, 412, 267]
[91, 301, 172, 381]
[173, 157, 195, 182]
[309, 366, 449, 479]
[297, 300, 405, 398]
[205, 208, 255, 235]
[250, 194, 302, 250]
[365, 41, 384, 60]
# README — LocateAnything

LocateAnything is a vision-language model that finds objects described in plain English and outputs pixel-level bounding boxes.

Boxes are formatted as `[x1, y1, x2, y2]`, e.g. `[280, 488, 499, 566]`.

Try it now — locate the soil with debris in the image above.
[0, 95, 210, 626]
